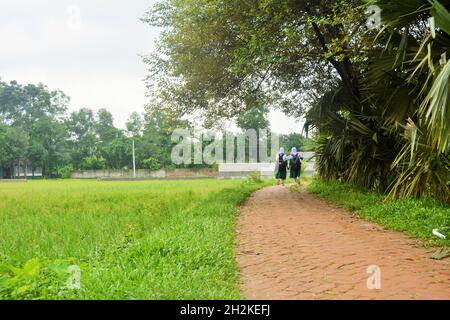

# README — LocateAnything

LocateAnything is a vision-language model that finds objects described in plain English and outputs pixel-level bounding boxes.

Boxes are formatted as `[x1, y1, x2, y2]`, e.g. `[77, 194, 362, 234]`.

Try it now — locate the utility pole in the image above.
[132, 139, 136, 179]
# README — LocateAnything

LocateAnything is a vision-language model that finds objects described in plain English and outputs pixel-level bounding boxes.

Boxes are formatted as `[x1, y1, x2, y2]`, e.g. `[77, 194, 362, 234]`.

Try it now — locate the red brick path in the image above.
[236, 186, 450, 300]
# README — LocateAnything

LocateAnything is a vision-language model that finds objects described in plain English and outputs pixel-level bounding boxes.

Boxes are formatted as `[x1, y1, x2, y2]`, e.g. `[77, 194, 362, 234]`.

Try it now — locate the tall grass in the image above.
[0, 179, 264, 300]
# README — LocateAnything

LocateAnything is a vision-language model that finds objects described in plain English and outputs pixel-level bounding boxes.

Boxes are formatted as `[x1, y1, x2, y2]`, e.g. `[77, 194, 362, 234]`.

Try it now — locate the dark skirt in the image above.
[290, 167, 301, 179]
[275, 168, 287, 180]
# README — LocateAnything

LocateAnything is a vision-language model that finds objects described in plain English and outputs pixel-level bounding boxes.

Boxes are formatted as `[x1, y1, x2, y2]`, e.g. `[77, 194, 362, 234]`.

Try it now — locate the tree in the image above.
[143, 0, 367, 123]
[236, 104, 271, 162]
[104, 136, 133, 169]
[0, 80, 69, 177]
[126, 112, 144, 137]
[139, 107, 192, 169]
[237, 105, 270, 131]
[96, 109, 120, 143]
[66, 108, 99, 170]
[0, 121, 10, 177]
[80, 156, 107, 170]
[144, 0, 450, 201]
[282, 134, 305, 152]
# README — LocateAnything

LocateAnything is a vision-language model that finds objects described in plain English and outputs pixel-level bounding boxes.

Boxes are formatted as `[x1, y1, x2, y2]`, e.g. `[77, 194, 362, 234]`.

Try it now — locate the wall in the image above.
[218, 152, 316, 179]
[71, 168, 219, 179]
[71, 169, 166, 179]
[167, 169, 219, 178]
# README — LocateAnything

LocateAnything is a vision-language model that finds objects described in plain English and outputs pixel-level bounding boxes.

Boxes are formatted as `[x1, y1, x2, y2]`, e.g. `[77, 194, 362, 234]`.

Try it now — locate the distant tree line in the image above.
[0, 79, 314, 178]
[0, 80, 190, 178]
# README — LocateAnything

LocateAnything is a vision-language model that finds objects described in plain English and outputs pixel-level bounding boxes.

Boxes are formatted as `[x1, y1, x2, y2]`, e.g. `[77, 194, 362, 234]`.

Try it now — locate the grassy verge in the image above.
[0, 179, 266, 300]
[308, 179, 450, 248]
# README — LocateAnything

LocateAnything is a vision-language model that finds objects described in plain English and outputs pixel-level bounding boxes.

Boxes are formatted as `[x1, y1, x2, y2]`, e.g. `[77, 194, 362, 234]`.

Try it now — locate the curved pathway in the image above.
[236, 186, 450, 300]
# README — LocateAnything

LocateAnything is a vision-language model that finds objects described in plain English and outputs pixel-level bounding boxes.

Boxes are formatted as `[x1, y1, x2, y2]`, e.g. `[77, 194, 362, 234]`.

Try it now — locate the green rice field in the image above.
[0, 179, 265, 300]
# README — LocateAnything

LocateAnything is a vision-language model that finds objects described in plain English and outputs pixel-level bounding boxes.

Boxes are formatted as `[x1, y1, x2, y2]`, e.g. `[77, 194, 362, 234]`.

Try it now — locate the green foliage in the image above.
[142, 157, 162, 171]
[360, 0, 450, 201]
[138, 108, 192, 170]
[0, 179, 264, 299]
[246, 172, 262, 183]
[281, 133, 317, 152]
[0, 258, 83, 300]
[302, 138, 318, 152]
[309, 179, 450, 247]
[0, 80, 68, 177]
[237, 105, 270, 131]
[143, 0, 364, 122]
[80, 156, 107, 170]
[125, 112, 144, 138]
[57, 164, 73, 179]
[304, 0, 450, 201]
[0, 79, 200, 176]
[144, 0, 449, 201]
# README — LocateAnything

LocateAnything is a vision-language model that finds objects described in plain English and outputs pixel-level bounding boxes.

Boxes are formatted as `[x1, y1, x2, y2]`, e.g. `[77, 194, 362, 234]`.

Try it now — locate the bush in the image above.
[58, 165, 73, 179]
[0, 258, 84, 300]
[142, 157, 162, 171]
[80, 157, 107, 170]
[247, 172, 262, 183]
[301, 160, 308, 175]
[165, 164, 176, 172]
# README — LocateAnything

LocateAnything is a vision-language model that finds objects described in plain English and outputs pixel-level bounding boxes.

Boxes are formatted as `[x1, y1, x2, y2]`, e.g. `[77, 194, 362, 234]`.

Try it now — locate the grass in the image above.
[308, 179, 450, 248]
[0, 179, 266, 300]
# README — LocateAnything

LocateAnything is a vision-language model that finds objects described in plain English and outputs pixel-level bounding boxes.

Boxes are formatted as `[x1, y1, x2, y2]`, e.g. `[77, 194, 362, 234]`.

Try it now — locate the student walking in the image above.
[289, 147, 303, 185]
[275, 148, 288, 186]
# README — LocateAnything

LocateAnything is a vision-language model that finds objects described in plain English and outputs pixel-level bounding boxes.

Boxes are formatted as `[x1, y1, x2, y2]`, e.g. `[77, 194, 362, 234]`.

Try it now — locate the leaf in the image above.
[431, 248, 450, 260]
[22, 258, 41, 280]
[15, 285, 31, 295]
[372, 133, 378, 143]
[431, 0, 450, 36]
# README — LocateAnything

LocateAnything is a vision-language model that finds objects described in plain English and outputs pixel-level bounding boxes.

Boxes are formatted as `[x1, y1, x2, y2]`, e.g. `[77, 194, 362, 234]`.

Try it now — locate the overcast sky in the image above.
[0, 0, 302, 134]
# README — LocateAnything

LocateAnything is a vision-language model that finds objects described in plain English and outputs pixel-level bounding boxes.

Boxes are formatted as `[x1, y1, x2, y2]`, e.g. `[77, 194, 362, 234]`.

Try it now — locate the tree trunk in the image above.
[310, 22, 361, 102]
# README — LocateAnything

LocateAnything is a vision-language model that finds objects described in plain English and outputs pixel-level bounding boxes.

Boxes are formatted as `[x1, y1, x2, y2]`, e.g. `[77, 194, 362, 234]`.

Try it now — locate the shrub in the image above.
[142, 157, 162, 171]
[58, 165, 73, 179]
[247, 172, 262, 183]
[81, 156, 107, 170]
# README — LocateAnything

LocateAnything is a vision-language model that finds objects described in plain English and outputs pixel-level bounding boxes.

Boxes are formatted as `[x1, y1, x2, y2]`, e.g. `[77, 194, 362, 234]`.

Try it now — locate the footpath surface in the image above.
[236, 186, 450, 300]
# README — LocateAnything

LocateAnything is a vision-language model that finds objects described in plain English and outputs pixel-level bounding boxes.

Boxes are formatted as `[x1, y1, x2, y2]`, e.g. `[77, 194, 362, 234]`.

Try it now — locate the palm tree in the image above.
[309, 0, 450, 201]
[367, 0, 450, 200]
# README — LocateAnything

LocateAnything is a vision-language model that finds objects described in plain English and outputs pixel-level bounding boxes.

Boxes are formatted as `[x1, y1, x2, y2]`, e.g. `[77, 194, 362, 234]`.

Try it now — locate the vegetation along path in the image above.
[236, 186, 450, 300]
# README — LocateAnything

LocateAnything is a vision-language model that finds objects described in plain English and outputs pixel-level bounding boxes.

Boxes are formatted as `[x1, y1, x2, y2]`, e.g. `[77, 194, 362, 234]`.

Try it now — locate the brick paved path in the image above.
[236, 186, 450, 300]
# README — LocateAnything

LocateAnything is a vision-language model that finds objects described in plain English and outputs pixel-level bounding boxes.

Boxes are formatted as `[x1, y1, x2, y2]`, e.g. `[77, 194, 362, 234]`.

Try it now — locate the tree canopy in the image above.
[0, 80, 196, 178]
[144, 0, 450, 201]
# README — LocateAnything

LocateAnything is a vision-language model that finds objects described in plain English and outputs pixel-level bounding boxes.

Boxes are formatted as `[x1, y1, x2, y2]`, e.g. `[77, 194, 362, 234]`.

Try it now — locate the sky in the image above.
[0, 0, 302, 134]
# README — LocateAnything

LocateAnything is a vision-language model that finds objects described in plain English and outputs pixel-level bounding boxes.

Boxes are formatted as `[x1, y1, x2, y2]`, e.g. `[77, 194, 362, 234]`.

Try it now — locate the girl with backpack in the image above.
[289, 147, 303, 185]
[275, 148, 288, 186]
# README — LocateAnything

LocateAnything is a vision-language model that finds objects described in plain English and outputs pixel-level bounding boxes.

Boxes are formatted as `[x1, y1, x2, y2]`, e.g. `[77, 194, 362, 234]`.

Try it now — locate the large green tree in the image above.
[144, 0, 450, 201]
[0, 80, 69, 177]
[143, 0, 368, 124]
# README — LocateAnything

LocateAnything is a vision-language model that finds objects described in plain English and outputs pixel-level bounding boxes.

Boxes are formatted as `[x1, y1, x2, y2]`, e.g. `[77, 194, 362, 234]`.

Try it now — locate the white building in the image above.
[219, 152, 316, 179]
[13, 165, 43, 178]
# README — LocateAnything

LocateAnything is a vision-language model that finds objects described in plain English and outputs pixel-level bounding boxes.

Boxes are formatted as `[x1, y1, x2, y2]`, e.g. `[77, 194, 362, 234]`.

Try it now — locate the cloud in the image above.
[0, 0, 302, 133]
[0, 0, 157, 128]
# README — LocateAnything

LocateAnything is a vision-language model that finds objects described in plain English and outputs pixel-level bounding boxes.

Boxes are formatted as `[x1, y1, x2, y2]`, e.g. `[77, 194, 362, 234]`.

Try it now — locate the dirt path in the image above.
[236, 186, 450, 300]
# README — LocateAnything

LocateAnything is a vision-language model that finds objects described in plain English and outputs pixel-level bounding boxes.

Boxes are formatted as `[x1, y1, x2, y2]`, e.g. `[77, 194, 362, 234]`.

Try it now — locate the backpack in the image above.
[291, 154, 301, 170]
[278, 154, 286, 170]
